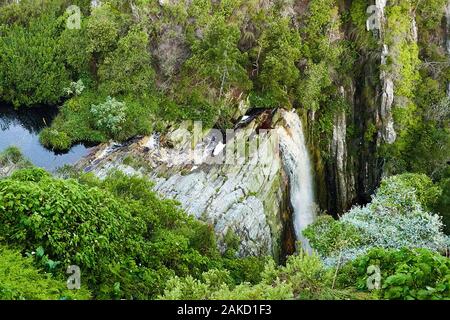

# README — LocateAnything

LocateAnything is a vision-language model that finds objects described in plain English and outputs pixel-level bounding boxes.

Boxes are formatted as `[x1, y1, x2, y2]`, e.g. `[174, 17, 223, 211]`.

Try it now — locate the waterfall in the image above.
[278, 110, 316, 252]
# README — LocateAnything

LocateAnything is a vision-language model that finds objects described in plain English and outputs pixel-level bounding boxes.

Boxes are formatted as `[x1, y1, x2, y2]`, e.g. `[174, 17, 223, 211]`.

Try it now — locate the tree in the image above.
[186, 14, 251, 96]
[0, 10, 70, 106]
[252, 18, 301, 107]
[98, 28, 155, 96]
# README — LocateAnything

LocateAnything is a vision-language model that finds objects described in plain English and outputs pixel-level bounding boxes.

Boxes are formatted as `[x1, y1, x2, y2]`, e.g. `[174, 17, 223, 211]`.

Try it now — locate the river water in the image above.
[0, 105, 91, 172]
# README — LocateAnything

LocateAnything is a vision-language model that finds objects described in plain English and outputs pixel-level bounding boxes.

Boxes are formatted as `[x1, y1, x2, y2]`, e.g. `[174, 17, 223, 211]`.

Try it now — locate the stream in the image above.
[0, 104, 91, 172]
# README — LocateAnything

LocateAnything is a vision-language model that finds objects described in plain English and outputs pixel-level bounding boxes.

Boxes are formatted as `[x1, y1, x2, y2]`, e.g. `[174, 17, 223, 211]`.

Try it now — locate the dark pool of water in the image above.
[0, 104, 91, 172]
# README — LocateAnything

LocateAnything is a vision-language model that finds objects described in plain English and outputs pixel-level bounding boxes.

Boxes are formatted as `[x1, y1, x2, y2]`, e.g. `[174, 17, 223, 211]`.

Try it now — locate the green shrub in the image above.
[345, 248, 450, 300]
[185, 14, 251, 94]
[376, 174, 442, 211]
[98, 28, 155, 96]
[252, 17, 301, 107]
[0, 7, 70, 106]
[90, 96, 127, 135]
[40, 90, 156, 150]
[0, 169, 221, 299]
[64, 80, 86, 97]
[305, 174, 449, 266]
[0, 146, 31, 169]
[0, 245, 91, 300]
[303, 215, 361, 257]
[39, 129, 73, 151]
[85, 3, 121, 58]
[10, 167, 51, 182]
[160, 251, 365, 300]
[435, 169, 450, 234]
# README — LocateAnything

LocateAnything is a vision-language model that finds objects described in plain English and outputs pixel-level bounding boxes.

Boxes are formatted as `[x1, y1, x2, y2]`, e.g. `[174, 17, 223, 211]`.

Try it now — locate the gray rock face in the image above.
[152, 158, 277, 256]
[331, 107, 356, 213]
[446, 1, 450, 98]
[0, 163, 20, 178]
[153, 24, 189, 79]
[446, 1, 450, 55]
[379, 59, 396, 144]
[379, 38, 397, 145]
[75, 110, 310, 258]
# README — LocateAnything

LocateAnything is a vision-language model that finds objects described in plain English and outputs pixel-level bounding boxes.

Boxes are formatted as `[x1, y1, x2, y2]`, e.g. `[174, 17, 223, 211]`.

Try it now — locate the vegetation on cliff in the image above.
[0, 163, 268, 299]
[0, 0, 449, 301]
[0, 147, 448, 300]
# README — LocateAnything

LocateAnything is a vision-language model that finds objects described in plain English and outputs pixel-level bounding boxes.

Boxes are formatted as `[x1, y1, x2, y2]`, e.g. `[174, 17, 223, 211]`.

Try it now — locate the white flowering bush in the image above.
[373, 173, 441, 211]
[341, 205, 447, 252]
[90, 96, 127, 135]
[305, 174, 448, 267]
[323, 246, 371, 268]
[64, 79, 85, 96]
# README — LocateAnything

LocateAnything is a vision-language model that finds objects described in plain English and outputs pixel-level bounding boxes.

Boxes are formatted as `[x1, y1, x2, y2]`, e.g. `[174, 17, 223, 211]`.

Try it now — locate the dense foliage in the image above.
[0, 0, 448, 191]
[0, 0, 449, 301]
[302, 174, 450, 300]
[338, 248, 450, 300]
[0, 167, 266, 299]
[160, 250, 370, 300]
[0, 245, 91, 300]
[304, 174, 450, 266]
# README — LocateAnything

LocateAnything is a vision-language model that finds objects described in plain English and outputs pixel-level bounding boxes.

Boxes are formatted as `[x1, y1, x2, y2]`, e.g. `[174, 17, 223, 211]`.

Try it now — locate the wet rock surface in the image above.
[75, 109, 308, 259]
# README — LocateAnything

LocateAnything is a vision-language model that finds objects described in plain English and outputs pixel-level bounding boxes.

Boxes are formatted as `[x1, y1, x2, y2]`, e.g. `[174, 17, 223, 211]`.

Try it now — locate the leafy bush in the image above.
[376, 174, 442, 211]
[415, 0, 447, 31]
[0, 169, 222, 299]
[0, 146, 31, 169]
[85, 3, 121, 58]
[303, 215, 361, 257]
[10, 167, 50, 182]
[298, 62, 332, 111]
[98, 28, 155, 96]
[185, 14, 250, 94]
[160, 251, 365, 300]
[252, 17, 301, 107]
[39, 129, 73, 151]
[305, 174, 449, 266]
[40, 90, 156, 151]
[91, 96, 127, 135]
[0, 245, 91, 300]
[435, 168, 450, 235]
[342, 248, 450, 300]
[64, 80, 86, 97]
[0, 6, 70, 106]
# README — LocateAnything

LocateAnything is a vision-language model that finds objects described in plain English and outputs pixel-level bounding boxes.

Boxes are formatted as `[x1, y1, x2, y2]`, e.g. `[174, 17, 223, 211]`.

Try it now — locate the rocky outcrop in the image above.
[379, 44, 396, 145]
[0, 162, 20, 178]
[375, 0, 397, 145]
[328, 105, 356, 214]
[320, 0, 425, 215]
[446, 1, 450, 97]
[75, 109, 316, 260]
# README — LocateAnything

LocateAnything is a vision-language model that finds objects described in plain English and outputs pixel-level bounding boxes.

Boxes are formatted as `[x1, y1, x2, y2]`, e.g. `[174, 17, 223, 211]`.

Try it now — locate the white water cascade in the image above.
[278, 110, 317, 252]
